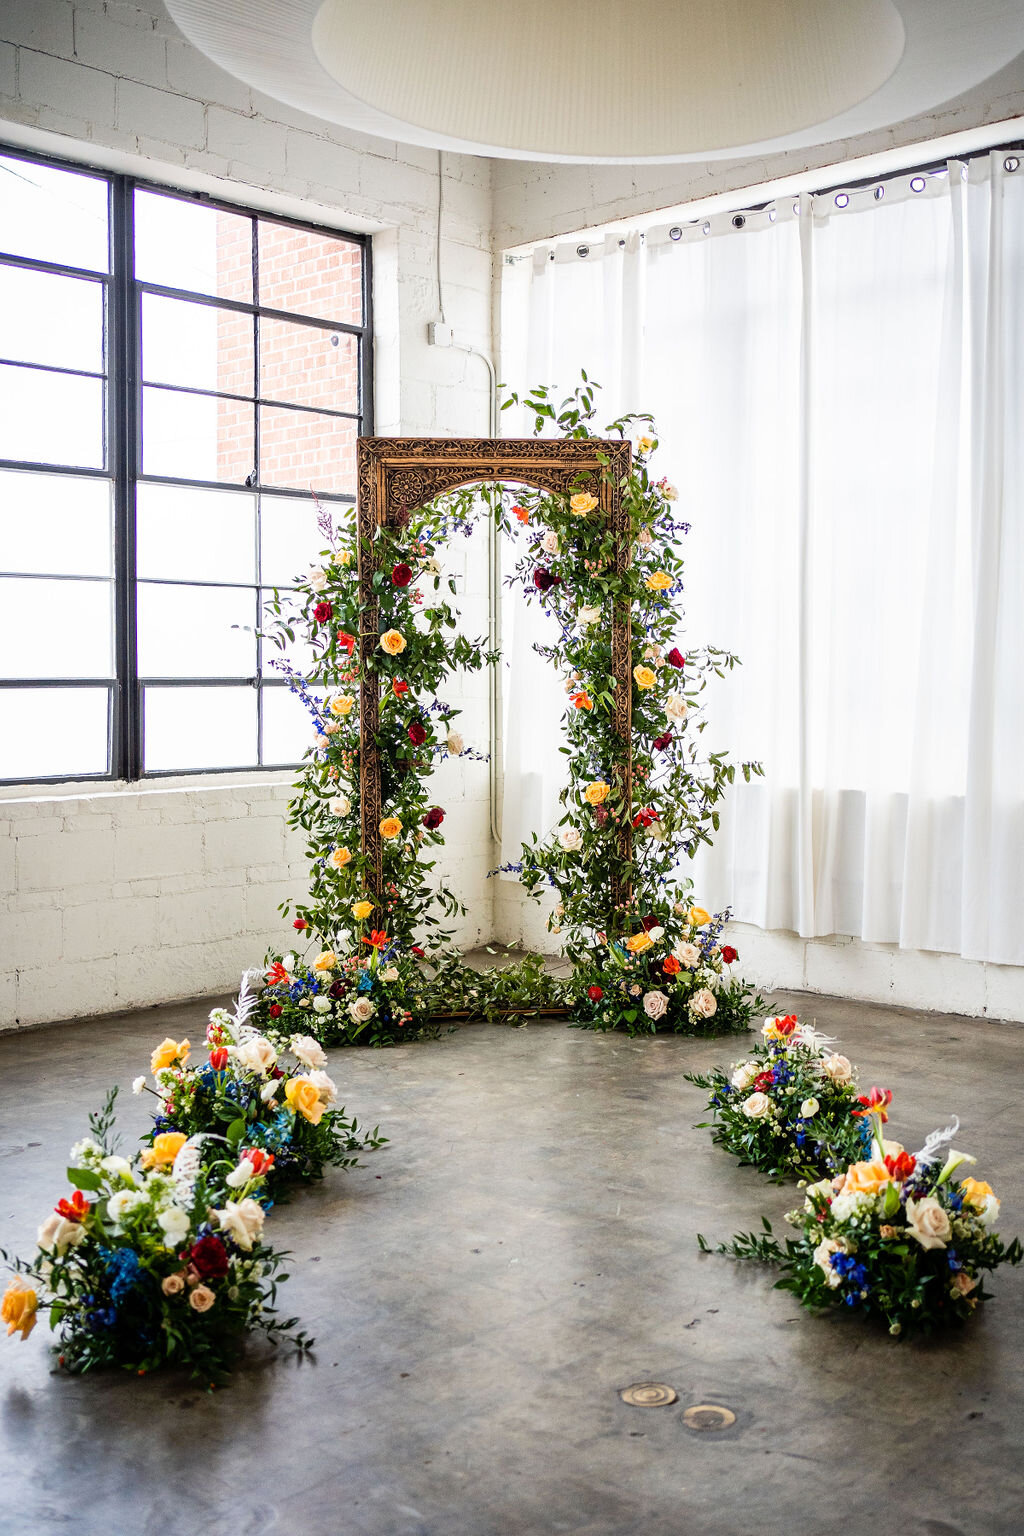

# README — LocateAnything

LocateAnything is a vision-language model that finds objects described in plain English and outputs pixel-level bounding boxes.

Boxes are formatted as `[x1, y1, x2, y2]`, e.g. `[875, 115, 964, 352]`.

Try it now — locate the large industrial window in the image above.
[0, 146, 372, 784]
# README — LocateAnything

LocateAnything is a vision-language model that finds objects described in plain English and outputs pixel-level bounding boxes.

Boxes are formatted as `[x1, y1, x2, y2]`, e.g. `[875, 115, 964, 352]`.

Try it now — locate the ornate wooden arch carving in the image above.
[356, 436, 633, 904]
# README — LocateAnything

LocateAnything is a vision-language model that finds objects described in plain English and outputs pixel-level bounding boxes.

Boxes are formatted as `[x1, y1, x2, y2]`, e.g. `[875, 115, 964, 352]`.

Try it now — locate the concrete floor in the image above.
[1, 989, 1023, 1536]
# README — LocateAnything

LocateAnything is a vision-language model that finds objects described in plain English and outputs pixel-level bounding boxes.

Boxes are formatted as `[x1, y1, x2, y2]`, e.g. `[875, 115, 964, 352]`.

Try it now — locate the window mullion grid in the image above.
[252, 214, 265, 767]
[111, 173, 142, 781]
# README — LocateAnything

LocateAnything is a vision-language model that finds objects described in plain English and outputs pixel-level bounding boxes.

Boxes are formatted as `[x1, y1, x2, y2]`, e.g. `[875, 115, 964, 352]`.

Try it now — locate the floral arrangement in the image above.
[569, 902, 763, 1037]
[699, 1096, 1021, 1337]
[254, 944, 437, 1047]
[685, 1012, 869, 1178]
[137, 974, 385, 1175]
[1, 1092, 311, 1385]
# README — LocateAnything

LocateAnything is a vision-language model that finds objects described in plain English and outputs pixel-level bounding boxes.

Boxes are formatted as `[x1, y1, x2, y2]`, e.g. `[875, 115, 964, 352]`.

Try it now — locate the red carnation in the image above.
[423, 806, 445, 830]
[533, 568, 555, 592]
[312, 600, 333, 623]
[666, 648, 685, 669]
[408, 721, 427, 746]
[209, 1047, 229, 1070]
[653, 731, 673, 752]
[268, 1003, 283, 1019]
[392, 563, 414, 587]
[190, 1234, 229, 1279]
[293, 918, 308, 931]
[587, 985, 603, 1001]
[720, 945, 738, 964]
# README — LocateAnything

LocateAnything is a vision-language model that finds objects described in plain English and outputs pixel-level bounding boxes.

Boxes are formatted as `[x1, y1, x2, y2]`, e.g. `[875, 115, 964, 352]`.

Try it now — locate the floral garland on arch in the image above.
[254, 379, 765, 1042]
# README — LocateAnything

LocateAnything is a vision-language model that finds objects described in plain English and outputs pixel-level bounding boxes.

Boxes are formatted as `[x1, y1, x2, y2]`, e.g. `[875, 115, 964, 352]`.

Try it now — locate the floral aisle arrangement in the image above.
[684, 1012, 869, 1178]
[699, 1098, 1021, 1337]
[138, 978, 385, 1180]
[1, 1092, 311, 1384]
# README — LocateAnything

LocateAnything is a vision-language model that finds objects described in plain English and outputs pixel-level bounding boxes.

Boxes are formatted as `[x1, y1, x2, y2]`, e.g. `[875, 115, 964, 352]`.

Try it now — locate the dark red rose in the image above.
[652, 731, 673, 752]
[329, 979, 346, 999]
[312, 600, 333, 623]
[423, 806, 445, 830]
[407, 721, 427, 746]
[666, 648, 685, 669]
[268, 1004, 282, 1019]
[587, 985, 603, 1001]
[392, 563, 414, 587]
[209, 1047, 229, 1070]
[720, 945, 738, 964]
[533, 568, 555, 592]
[292, 918, 308, 931]
[411, 945, 425, 958]
[190, 1234, 229, 1280]
[640, 914, 659, 931]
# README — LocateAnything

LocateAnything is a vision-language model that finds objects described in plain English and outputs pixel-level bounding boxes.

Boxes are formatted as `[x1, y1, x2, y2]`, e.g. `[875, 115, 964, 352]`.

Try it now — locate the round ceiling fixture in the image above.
[165, 0, 1024, 163]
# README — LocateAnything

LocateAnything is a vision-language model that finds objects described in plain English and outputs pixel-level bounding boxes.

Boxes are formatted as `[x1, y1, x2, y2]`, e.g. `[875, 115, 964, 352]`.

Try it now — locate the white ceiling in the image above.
[165, 0, 1024, 164]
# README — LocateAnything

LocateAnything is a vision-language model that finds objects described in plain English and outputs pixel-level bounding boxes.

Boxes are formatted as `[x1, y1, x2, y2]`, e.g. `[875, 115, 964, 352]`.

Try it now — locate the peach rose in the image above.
[189, 1284, 216, 1312]
[379, 817, 402, 840]
[570, 492, 598, 516]
[312, 950, 337, 971]
[379, 629, 407, 655]
[689, 987, 717, 1019]
[329, 847, 351, 869]
[905, 1196, 951, 1250]
[162, 1272, 185, 1296]
[741, 1092, 771, 1119]
[841, 1159, 893, 1197]
[329, 694, 354, 717]
[624, 932, 653, 954]
[822, 1053, 853, 1086]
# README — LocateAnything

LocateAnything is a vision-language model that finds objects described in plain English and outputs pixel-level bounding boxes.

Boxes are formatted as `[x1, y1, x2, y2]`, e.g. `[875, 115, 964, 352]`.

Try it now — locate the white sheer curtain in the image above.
[500, 152, 1024, 965]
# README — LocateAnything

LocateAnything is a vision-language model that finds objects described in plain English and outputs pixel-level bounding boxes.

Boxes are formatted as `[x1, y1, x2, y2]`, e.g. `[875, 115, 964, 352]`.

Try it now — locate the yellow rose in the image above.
[569, 492, 598, 516]
[140, 1131, 188, 1169]
[313, 950, 337, 971]
[645, 571, 672, 591]
[352, 900, 374, 920]
[688, 906, 711, 926]
[284, 1076, 326, 1126]
[329, 847, 351, 869]
[841, 1159, 893, 1196]
[380, 629, 407, 656]
[637, 434, 656, 454]
[959, 1178, 995, 1208]
[329, 695, 355, 717]
[150, 1037, 190, 1073]
[2, 1277, 38, 1340]
[584, 782, 610, 806]
[633, 665, 657, 690]
[379, 817, 402, 840]
[624, 932, 653, 954]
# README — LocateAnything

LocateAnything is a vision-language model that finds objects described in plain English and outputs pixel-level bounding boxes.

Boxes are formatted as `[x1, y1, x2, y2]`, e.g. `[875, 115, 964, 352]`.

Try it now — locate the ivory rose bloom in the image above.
[822, 1053, 853, 1085]
[643, 990, 669, 1019]
[905, 1197, 952, 1251]
[645, 571, 672, 592]
[730, 1061, 758, 1091]
[633, 665, 657, 690]
[107, 1189, 144, 1224]
[447, 729, 465, 755]
[329, 795, 352, 816]
[309, 1069, 339, 1105]
[290, 1035, 328, 1071]
[234, 1036, 278, 1076]
[329, 695, 354, 717]
[308, 566, 327, 591]
[140, 1131, 188, 1168]
[541, 531, 559, 555]
[578, 605, 601, 626]
[161, 1273, 185, 1297]
[672, 941, 701, 969]
[624, 931, 653, 954]
[664, 694, 688, 723]
[151, 1037, 190, 1073]
[37, 1212, 87, 1254]
[570, 492, 598, 516]
[812, 1237, 849, 1287]
[584, 782, 610, 806]
[559, 827, 583, 853]
[379, 629, 407, 655]
[381, 966, 399, 982]
[2, 1277, 38, 1339]
[348, 997, 376, 1025]
[742, 1092, 771, 1119]
[312, 996, 332, 1014]
[329, 847, 352, 869]
[689, 988, 718, 1019]
[352, 900, 373, 920]
[379, 817, 402, 840]
[157, 1205, 191, 1246]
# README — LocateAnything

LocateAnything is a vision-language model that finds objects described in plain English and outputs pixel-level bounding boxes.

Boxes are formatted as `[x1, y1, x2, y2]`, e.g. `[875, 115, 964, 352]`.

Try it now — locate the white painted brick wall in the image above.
[0, 0, 496, 1028]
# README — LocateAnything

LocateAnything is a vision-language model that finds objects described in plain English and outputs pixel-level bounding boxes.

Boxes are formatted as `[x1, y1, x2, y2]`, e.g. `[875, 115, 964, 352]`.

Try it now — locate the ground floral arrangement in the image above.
[1, 977, 384, 1385]
[257, 380, 763, 1042]
[694, 1015, 1021, 1337]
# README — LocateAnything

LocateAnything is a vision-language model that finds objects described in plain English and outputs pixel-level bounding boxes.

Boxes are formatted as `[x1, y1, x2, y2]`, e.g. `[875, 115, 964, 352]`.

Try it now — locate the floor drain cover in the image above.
[620, 1383, 678, 1408]
[682, 1403, 736, 1432]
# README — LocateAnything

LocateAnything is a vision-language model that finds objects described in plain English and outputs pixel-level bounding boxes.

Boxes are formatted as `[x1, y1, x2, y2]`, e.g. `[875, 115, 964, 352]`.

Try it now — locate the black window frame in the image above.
[0, 142, 373, 787]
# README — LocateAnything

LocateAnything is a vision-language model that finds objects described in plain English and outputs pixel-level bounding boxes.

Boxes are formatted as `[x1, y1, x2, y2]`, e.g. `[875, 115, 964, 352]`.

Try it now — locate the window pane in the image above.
[259, 492, 331, 586]
[260, 589, 319, 673]
[141, 293, 253, 396]
[257, 220, 362, 323]
[0, 266, 105, 373]
[144, 685, 257, 771]
[137, 582, 256, 678]
[259, 316, 358, 411]
[0, 156, 109, 272]
[142, 386, 254, 484]
[0, 470, 112, 576]
[261, 684, 315, 766]
[0, 577, 113, 678]
[137, 484, 256, 583]
[134, 191, 252, 303]
[0, 687, 110, 779]
[258, 405, 357, 494]
[0, 365, 104, 468]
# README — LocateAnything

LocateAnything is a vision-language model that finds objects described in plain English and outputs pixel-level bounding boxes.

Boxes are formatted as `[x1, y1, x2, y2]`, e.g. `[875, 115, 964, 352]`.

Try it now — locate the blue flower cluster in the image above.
[830, 1250, 870, 1303]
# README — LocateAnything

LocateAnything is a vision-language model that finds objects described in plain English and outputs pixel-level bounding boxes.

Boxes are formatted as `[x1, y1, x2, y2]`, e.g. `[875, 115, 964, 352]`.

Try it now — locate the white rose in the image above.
[812, 1236, 849, 1287]
[312, 996, 333, 1014]
[309, 1069, 338, 1105]
[100, 1155, 134, 1180]
[730, 1061, 758, 1091]
[541, 530, 559, 555]
[673, 941, 701, 969]
[741, 1091, 771, 1119]
[225, 1157, 256, 1190]
[689, 987, 718, 1019]
[132, 1075, 147, 1096]
[664, 693, 688, 723]
[382, 965, 399, 982]
[559, 826, 583, 853]
[662, 482, 678, 502]
[259, 1081, 280, 1106]
[800, 1097, 820, 1119]
[348, 997, 376, 1024]
[328, 795, 351, 816]
[578, 605, 601, 626]
[308, 566, 328, 591]
[447, 730, 464, 755]
[282, 953, 296, 971]
[290, 1035, 327, 1071]
[977, 1193, 1001, 1227]
[234, 1036, 278, 1075]
[643, 990, 669, 1019]
[822, 1053, 853, 1086]
[157, 1205, 191, 1246]
[212, 1197, 265, 1252]
[905, 1196, 951, 1251]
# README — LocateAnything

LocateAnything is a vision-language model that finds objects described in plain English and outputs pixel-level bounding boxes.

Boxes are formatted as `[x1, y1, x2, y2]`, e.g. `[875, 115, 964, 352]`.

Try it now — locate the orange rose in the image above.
[352, 900, 373, 920]
[584, 782, 610, 805]
[329, 847, 351, 869]
[140, 1131, 188, 1169]
[840, 1159, 893, 1196]
[151, 1037, 190, 1073]
[379, 817, 402, 840]
[2, 1277, 38, 1340]
[379, 629, 407, 655]
[624, 932, 653, 954]
[284, 1076, 325, 1126]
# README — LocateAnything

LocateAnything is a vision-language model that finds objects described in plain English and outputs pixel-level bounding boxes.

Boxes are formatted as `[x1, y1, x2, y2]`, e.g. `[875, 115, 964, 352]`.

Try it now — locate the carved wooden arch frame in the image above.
[356, 436, 634, 905]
